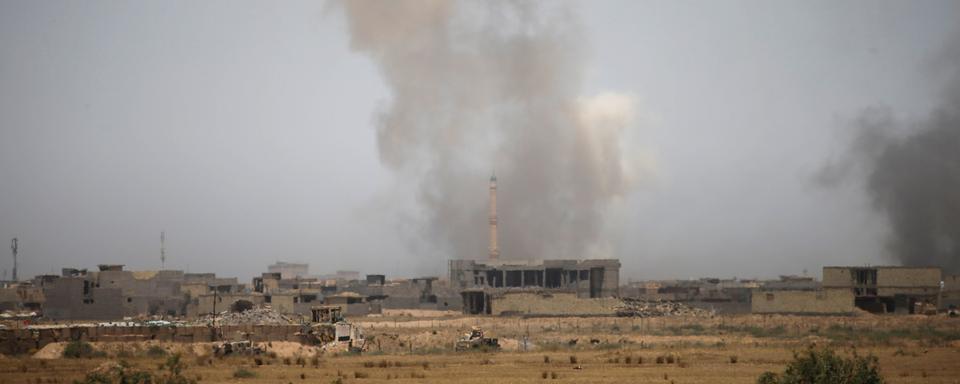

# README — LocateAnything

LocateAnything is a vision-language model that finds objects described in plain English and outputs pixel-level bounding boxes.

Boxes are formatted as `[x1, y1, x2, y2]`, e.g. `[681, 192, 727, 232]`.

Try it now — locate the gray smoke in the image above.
[333, 1, 640, 261]
[820, 37, 960, 273]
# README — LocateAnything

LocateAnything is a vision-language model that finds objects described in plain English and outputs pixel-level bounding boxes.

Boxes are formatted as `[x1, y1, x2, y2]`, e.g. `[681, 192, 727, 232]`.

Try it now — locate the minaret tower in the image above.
[488, 172, 500, 260]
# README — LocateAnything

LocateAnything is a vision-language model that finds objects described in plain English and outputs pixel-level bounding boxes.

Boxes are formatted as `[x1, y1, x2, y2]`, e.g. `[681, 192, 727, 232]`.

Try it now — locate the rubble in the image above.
[614, 298, 715, 318]
[193, 307, 296, 326]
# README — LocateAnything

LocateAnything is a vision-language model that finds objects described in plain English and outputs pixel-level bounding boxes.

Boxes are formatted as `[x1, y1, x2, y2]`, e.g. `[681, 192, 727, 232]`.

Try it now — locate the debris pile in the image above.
[614, 298, 714, 318]
[195, 307, 295, 326]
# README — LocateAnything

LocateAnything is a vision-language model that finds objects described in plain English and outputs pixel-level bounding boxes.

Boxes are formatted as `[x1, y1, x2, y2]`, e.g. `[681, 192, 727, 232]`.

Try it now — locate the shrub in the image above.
[76, 360, 155, 384]
[550, 372, 558, 379]
[354, 371, 369, 379]
[233, 368, 256, 379]
[146, 345, 167, 358]
[758, 372, 779, 384]
[756, 348, 883, 384]
[542, 371, 548, 379]
[77, 371, 113, 384]
[63, 341, 102, 359]
[157, 353, 197, 384]
[543, 355, 550, 363]
[730, 355, 739, 364]
[568, 356, 577, 364]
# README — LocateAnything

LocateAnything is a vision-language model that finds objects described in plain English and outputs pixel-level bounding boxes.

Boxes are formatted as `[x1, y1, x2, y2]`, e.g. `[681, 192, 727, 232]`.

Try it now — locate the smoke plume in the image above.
[820, 37, 960, 273]
[334, 1, 640, 260]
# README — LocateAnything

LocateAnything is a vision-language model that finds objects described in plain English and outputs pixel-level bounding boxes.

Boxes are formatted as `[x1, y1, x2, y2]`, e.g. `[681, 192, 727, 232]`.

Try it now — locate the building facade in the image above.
[823, 266, 941, 314]
[450, 259, 620, 314]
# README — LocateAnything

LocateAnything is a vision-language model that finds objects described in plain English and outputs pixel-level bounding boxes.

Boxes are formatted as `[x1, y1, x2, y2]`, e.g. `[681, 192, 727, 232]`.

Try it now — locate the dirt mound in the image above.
[33, 341, 214, 359]
[259, 341, 320, 358]
[33, 342, 66, 359]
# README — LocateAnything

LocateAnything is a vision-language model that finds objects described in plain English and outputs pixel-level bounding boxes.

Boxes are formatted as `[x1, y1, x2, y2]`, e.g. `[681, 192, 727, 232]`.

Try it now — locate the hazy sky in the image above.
[1, 0, 958, 281]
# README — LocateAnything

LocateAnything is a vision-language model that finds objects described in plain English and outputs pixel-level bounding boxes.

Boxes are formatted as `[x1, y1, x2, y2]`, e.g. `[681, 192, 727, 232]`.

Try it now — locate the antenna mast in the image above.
[160, 231, 166, 270]
[10, 238, 18, 282]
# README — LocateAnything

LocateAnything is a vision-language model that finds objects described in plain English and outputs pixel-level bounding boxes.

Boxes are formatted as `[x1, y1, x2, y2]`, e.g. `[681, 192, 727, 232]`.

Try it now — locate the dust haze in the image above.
[334, 1, 641, 261]
[1, 1, 960, 280]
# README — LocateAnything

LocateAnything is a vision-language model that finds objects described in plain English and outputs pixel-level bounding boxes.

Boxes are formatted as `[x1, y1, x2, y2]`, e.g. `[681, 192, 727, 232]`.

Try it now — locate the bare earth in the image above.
[2, 314, 958, 383]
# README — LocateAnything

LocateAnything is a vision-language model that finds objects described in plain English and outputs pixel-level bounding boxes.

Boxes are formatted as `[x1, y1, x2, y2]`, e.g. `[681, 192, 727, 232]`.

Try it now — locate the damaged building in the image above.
[751, 266, 943, 315]
[823, 266, 941, 314]
[450, 259, 621, 315]
[33, 265, 246, 320]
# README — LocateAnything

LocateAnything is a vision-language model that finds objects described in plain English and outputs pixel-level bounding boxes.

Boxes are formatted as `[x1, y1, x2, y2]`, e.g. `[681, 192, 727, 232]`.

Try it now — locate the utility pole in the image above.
[160, 231, 166, 270]
[10, 238, 18, 282]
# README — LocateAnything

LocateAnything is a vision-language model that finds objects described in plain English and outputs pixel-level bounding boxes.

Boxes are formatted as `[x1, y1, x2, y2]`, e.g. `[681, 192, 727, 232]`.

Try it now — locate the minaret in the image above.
[10, 238, 18, 282]
[488, 172, 500, 260]
[160, 231, 166, 270]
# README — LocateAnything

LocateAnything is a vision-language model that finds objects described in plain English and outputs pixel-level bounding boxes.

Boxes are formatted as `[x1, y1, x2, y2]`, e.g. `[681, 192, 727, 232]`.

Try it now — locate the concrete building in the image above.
[942, 274, 960, 309]
[823, 266, 942, 314]
[451, 259, 620, 314]
[267, 262, 309, 279]
[0, 282, 44, 312]
[43, 277, 125, 320]
[324, 292, 376, 316]
[34, 265, 245, 320]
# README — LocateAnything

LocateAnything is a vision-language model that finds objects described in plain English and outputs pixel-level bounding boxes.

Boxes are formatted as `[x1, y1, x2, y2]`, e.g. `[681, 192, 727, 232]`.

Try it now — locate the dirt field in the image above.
[2, 314, 958, 383]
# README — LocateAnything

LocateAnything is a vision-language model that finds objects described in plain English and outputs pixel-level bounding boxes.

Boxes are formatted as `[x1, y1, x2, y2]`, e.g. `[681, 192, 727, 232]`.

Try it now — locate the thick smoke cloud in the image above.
[334, 1, 640, 260]
[820, 37, 960, 273]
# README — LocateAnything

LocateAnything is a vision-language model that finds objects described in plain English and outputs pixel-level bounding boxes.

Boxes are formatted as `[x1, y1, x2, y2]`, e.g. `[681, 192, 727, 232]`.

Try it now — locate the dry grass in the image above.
[2, 345, 959, 383]
[2, 314, 958, 383]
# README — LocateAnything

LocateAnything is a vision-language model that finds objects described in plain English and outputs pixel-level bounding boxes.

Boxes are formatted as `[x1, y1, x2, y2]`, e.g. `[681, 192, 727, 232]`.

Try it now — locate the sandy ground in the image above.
[7, 313, 959, 383]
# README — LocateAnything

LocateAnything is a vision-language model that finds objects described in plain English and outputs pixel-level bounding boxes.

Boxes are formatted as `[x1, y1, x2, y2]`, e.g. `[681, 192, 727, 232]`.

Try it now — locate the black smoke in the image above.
[821, 38, 960, 273]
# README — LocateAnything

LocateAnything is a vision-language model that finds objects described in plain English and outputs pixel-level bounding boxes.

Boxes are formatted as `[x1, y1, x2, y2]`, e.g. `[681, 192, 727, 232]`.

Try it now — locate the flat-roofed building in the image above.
[450, 259, 620, 315]
[823, 266, 941, 314]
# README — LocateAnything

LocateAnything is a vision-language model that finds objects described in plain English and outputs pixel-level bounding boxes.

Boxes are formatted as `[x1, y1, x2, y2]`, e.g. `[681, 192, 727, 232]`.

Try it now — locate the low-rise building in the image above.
[450, 259, 620, 315]
[823, 266, 941, 314]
